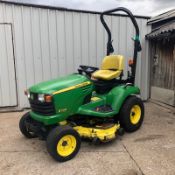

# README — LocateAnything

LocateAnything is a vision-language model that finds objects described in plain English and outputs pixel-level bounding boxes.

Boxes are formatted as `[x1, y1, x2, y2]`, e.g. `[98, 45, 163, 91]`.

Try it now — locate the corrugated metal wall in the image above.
[0, 2, 151, 108]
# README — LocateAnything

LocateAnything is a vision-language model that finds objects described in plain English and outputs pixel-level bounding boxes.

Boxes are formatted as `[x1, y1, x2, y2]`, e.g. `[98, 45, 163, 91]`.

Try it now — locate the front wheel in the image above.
[19, 112, 37, 138]
[46, 126, 81, 162]
[119, 96, 144, 132]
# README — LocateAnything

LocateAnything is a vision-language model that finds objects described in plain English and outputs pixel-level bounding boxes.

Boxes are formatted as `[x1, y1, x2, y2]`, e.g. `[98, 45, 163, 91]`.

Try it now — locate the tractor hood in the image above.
[29, 74, 91, 94]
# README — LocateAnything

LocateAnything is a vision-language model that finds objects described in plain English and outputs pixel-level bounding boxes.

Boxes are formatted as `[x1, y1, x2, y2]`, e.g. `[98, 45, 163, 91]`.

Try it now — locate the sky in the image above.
[7, 0, 175, 17]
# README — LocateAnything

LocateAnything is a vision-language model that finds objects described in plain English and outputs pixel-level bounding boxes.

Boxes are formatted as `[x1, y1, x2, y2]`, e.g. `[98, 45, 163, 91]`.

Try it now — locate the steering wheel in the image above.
[78, 65, 98, 76]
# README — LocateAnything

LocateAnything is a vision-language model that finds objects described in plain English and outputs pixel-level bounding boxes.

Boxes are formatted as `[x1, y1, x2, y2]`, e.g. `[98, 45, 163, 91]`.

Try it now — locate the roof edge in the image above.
[147, 9, 175, 24]
[147, 16, 175, 25]
[0, 0, 151, 19]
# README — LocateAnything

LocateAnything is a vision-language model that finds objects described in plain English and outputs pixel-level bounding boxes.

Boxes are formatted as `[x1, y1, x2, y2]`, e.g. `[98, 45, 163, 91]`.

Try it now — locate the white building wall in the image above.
[0, 2, 151, 108]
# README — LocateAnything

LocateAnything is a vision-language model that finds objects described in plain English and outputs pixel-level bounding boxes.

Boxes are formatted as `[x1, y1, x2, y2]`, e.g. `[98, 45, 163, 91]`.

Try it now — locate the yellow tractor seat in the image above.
[92, 55, 124, 80]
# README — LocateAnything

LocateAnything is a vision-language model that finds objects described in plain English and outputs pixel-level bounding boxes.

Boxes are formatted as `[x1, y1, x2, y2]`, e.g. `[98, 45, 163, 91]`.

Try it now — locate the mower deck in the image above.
[74, 124, 120, 142]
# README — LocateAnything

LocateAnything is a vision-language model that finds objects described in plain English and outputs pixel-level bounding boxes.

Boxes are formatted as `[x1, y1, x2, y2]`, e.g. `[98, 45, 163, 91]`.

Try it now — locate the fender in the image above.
[106, 85, 140, 113]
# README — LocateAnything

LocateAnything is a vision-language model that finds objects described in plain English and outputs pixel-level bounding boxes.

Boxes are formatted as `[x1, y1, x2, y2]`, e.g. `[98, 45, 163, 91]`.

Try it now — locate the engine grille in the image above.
[29, 93, 55, 116]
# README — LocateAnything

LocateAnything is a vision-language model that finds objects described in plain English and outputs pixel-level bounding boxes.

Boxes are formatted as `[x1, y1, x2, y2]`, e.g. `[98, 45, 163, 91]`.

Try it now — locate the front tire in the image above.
[19, 112, 37, 138]
[46, 126, 81, 162]
[119, 96, 144, 132]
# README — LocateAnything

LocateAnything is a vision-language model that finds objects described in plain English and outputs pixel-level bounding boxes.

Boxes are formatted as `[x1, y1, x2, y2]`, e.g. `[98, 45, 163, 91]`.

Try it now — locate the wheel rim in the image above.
[57, 135, 77, 157]
[130, 105, 141, 124]
[26, 127, 36, 137]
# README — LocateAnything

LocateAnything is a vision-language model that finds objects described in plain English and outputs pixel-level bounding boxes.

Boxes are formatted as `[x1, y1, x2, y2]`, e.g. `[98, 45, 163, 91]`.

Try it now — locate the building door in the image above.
[150, 40, 175, 106]
[0, 24, 17, 107]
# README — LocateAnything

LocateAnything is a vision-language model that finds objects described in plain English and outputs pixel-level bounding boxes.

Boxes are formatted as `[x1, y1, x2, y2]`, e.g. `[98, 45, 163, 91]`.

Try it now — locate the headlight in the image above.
[38, 94, 45, 102]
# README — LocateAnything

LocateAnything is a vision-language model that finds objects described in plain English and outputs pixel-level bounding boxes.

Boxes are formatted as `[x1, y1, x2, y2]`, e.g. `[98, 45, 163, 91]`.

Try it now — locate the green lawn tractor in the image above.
[19, 7, 144, 162]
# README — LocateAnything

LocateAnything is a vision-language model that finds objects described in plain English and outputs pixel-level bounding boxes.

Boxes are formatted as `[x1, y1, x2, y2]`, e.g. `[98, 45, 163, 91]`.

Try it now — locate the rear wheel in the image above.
[19, 112, 37, 138]
[46, 126, 81, 162]
[119, 96, 144, 132]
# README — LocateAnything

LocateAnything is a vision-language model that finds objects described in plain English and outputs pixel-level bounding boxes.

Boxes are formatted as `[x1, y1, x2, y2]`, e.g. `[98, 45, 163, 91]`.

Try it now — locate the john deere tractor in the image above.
[19, 7, 144, 162]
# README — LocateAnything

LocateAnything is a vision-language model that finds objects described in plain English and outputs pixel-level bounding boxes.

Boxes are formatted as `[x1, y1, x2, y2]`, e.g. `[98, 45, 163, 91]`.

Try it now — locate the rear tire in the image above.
[119, 96, 144, 132]
[19, 112, 37, 138]
[46, 126, 81, 162]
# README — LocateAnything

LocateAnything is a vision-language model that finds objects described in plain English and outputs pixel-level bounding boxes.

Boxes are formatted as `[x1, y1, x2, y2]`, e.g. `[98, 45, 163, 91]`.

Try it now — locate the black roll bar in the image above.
[100, 7, 142, 84]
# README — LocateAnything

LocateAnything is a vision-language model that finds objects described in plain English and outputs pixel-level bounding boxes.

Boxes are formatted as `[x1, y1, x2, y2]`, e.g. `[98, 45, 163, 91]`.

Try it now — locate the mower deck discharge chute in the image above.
[19, 7, 144, 162]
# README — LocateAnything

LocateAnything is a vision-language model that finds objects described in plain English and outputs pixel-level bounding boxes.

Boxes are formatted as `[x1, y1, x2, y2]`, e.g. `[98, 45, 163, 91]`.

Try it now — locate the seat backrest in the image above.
[101, 55, 124, 71]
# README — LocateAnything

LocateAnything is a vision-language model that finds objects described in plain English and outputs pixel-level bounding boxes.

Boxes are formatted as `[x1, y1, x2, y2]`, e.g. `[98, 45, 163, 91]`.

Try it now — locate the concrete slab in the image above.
[121, 102, 175, 175]
[0, 151, 142, 175]
[0, 102, 174, 175]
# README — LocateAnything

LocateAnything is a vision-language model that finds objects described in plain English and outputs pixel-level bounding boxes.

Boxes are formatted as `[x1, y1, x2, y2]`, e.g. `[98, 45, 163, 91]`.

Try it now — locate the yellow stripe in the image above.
[53, 81, 91, 95]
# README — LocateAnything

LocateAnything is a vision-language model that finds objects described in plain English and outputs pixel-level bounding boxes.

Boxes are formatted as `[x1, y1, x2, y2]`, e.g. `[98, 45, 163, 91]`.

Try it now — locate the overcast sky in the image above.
[8, 0, 175, 16]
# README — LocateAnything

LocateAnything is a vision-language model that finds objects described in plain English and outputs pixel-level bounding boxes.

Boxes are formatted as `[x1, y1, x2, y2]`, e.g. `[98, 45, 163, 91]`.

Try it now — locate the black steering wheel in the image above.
[78, 65, 99, 77]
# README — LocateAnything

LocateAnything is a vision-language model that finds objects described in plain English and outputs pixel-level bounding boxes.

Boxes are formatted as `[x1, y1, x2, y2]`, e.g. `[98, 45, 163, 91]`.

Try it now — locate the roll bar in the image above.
[100, 7, 142, 84]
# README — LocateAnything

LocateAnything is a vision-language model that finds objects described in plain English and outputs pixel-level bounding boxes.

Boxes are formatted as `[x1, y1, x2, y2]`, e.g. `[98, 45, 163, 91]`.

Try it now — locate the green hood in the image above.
[29, 74, 91, 94]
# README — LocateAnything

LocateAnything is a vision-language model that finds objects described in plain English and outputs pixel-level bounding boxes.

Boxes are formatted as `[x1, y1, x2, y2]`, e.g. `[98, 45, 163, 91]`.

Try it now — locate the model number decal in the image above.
[58, 108, 67, 113]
